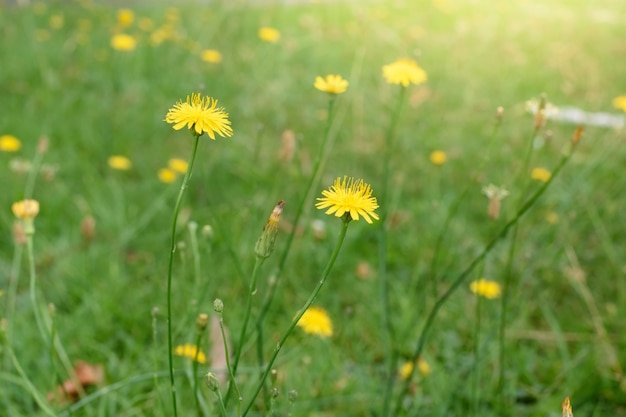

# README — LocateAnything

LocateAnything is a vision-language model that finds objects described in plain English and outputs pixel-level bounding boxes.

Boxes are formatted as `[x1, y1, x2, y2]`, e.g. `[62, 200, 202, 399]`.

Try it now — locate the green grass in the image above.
[1, 0, 626, 416]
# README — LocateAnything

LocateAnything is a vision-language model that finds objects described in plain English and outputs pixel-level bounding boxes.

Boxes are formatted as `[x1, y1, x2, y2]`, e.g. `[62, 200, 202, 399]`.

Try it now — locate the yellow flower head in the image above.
[201, 49, 222, 64]
[383, 58, 427, 87]
[0, 134, 21, 152]
[108, 155, 132, 170]
[613, 95, 626, 112]
[469, 278, 501, 299]
[429, 150, 447, 165]
[117, 8, 134, 27]
[562, 396, 573, 417]
[297, 306, 333, 337]
[49, 13, 64, 30]
[316, 176, 379, 224]
[165, 93, 233, 139]
[111, 33, 137, 51]
[168, 158, 188, 174]
[12, 199, 40, 220]
[258, 27, 280, 43]
[531, 167, 551, 183]
[399, 358, 431, 380]
[158, 168, 177, 183]
[314, 74, 349, 95]
[173, 343, 207, 364]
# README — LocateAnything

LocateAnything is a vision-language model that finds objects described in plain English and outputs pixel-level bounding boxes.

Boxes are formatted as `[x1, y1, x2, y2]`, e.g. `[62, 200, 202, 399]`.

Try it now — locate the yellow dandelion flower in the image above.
[158, 168, 177, 183]
[612, 95, 626, 112]
[429, 150, 447, 165]
[108, 155, 132, 170]
[111, 33, 137, 51]
[165, 93, 233, 139]
[316, 176, 379, 224]
[469, 278, 501, 299]
[314, 74, 349, 95]
[399, 358, 431, 380]
[297, 306, 333, 337]
[49, 13, 64, 30]
[201, 49, 222, 63]
[531, 167, 551, 183]
[545, 211, 559, 224]
[12, 199, 40, 220]
[138, 17, 154, 31]
[258, 27, 280, 43]
[383, 58, 427, 87]
[168, 158, 188, 174]
[173, 343, 207, 364]
[117, 9, 134, 27]
[0, 135, 21, 152]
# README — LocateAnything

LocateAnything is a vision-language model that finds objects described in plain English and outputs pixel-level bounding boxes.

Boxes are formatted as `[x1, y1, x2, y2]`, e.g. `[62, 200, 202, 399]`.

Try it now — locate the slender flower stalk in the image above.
[393, 134, 579, 417]
[193, 314, 209, 416]
[214, 299, 242, 416]
[164, 93, 232, 417]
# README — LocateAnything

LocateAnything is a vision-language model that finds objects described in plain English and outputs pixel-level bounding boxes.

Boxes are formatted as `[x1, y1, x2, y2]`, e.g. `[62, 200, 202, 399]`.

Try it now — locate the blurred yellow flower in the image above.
[0, 135, 21, 152]
[399, 358, 431, 380]
[383, 58, 427, 87]
[138, 17, 154, 31]
[531, 167, 551, 183]
[429, 150, 447, 165]
[165, 93, 233, 139]
[258, 27, 280, 43]
[49, 13, 64, 30]
[316, 176, 379, 224]
[201, 49, 223, 64]
[111, 34, 137, 51]
[174, 343, 206, 364]
[117, 9, 134, 27]
[35, 29, 50, 42]
[469, 278, 501, 299]
[314, 74, 349, 95]
[562, 396, 573, 417]
[545, 211, 559, 224]
[108, 155, 132, 170]
[297, 306, 333, 337]
[612, 95, 626, 112]
[158, 168, 177, 183]
[168, 158, 188, 173]
[12, 199, 40, 220]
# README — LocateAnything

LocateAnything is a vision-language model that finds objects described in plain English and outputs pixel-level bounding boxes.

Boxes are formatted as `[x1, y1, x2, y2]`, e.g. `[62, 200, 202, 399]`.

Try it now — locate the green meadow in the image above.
[1, 0, 626, 416]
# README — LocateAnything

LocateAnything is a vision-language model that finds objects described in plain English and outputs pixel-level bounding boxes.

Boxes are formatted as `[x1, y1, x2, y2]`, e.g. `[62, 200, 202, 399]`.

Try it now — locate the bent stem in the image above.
[166, 133, 201, 417]
[242, 219, 350, 417]
[393, 143, 575, 417]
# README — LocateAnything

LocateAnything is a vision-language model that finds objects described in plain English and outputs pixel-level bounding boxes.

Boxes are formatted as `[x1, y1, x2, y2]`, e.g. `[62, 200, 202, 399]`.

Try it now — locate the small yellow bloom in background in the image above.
[108, 155, 132, 170]
[111, 33, 137, 51]
[201, 49, 223, 64]
[469, 278, 501, 299]
[168, 158, 188, 174]
[49, 13, 64, 30]
[383, 58, 427, 87]
[0, 135, 21, 152]
[158, 168, 177, 183]
[165, 93, 233, 139]
[35, 29, 50, 42]
[612, 95, 626, 112]
[258, 26, 280, 43]
[12, 199, 40, 220]
[429, 150, 447, 165]
[314, 74, 349, 95]
[138, 17, 154, 31]
[296, 306, 333, 337]
[531, 167, 551, 183]
[316, 176, 379, 224]
[399, 358, 431, 380]
[545, 211, 559, 224]
[173, 343, 207, 364]
[117, 8, 134, 27]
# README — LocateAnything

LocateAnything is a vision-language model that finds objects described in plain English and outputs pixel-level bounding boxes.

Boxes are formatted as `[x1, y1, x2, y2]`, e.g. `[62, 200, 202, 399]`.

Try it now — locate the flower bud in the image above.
[254, 201, 285, 259]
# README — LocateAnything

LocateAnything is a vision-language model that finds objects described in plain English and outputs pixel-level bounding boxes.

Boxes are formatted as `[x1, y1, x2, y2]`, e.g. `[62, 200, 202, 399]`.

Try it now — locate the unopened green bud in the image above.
[213, 299, 224, 314]
[288, 389, 298, 403]
[254, 201, 285, 259]
[205, 372, 220, 392]
[271, 387, 280, 398]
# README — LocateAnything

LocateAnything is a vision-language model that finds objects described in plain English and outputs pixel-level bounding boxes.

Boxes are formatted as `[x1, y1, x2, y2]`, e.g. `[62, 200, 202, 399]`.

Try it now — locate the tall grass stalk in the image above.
[242, 219, 350, 416]
[393, 137, 577, 416]
[166, 133, 202, 417]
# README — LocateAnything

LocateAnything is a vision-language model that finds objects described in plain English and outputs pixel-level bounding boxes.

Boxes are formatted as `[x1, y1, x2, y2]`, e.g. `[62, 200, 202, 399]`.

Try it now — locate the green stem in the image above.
[242, 219, 350, 416]
[380, 85, 407, 417]
[193, 332, 204, 417]
[213, 389, 228, 417]
[471, 264, 485, 417]
[227, 255, 265, 405]
[218, 310, 242, 417]
[166, 133, 201, 417]
[392, 144, 575, 417]
[26, 236, 46, 342]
